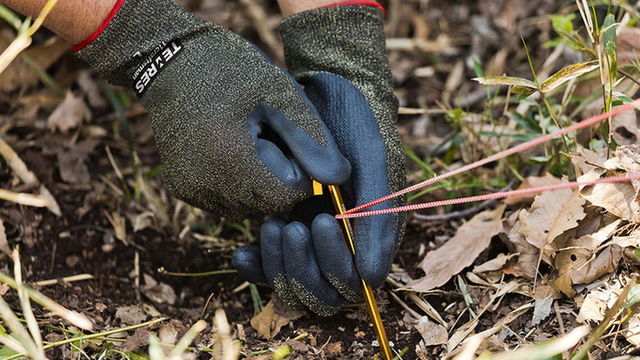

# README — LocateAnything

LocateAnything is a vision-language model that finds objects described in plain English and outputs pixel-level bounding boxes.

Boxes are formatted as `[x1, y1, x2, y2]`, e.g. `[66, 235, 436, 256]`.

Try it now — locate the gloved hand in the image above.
[74, 0, 351, 218]
[233, 2, 407, 316]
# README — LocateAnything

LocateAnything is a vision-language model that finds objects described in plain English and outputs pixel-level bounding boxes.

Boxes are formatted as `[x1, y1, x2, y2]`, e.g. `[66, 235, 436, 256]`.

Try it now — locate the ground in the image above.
[1, 0, 640, 359]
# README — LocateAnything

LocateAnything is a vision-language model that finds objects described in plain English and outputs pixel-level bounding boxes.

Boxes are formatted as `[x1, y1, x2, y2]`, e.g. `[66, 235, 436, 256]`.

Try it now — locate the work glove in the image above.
[233, 2, 407, 316]
[74, 0, 351, 219]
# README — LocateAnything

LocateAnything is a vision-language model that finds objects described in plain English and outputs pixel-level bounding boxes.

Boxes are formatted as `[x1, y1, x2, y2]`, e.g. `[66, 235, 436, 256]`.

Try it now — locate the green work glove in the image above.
[74, 0, 351, 218]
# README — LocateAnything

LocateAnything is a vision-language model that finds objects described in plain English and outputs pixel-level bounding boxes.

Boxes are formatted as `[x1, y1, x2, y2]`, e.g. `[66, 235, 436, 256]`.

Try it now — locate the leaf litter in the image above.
[3, 0, 640, 359]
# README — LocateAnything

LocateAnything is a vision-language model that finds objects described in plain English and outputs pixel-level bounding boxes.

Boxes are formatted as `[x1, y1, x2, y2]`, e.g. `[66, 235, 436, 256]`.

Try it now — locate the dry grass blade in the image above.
[214, 309, 241, 360]
[0, 137, 37, 186]
[480, 326, 589, 360]
[167, 320, 207, 359]
[0, 188, 56, 209]
[12, 248, 44, 358]
[0, 297, 41, 359]
[0, 272, 93, 331]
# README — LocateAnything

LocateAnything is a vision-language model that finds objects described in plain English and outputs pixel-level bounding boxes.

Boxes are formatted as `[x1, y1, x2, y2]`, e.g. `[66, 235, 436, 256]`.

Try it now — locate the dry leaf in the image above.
[473, 253, 515, 273]
[250, 296, 305, 339]
[504, 210, 539, 279]
[579, 171, 640, 223]
[407, 206, 504, 292]
[504, 173, 563, 205]
[576, 284, 622, 323]
[532, 297, 553, 325]
[115, 305, 147, 325]
[0, 217, 10, 257]
[77, 70, 107, 109]
[142, 274, 177, 305]
[56, 149, 90, 185]
[415, 316, 448, 346]
[611, 111, 640, 146]
[617, 26, 640, 66]
[518, 183, 586, 251]
[625, 313, 640, 346]
[118, 328, 150, 352]
[48, 91, 91, 134]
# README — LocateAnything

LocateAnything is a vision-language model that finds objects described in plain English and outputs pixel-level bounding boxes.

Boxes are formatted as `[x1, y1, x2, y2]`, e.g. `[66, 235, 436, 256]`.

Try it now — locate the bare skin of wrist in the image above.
[277, 0, 337, 17]
[0, 0, 117, 44]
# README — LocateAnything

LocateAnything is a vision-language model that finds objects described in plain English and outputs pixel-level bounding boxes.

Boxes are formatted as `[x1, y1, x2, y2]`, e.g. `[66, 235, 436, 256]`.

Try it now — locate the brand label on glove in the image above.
[132, 41, 183, 96]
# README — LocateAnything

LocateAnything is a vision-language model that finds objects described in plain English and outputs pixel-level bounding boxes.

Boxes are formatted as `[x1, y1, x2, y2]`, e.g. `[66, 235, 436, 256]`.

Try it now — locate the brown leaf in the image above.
[579, 171, 640, 223]
[518, 183, 586, 251]
[407, 205, 504, 292]
[48, 91, 91, 134]
[250, 296, 305, 339]
[472, 253, 515, 273]
[118, 328, 150, 352]
[56, 149, 90, 185]
[617, 27, 640, 66]
[142, 274, 177, 305]
[504, 173, 563, 205]
[415, 316, 448, 346]
[0, 217, 10, 257]
[555, 245, 623, 293]
[115, 305, 147, 325]
[503, 210, 539, 279]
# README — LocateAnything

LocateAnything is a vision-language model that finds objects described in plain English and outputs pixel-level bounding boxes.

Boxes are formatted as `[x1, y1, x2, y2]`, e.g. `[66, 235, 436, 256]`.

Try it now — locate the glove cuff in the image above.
[318, 0, 385, 14]
[71, 0, 125, 52]
[74, 0, 208, 88]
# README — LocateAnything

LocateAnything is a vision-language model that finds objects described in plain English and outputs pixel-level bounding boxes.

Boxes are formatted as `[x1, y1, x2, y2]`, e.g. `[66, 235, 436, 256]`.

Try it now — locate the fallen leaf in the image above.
[118, 328, 150, 352]
[250, 296, 305, 339]
[415, 316, 448, 346]
[576, 284, 623, 323]
[612, 228, 640, 248]
[407, 205, 504, 292]
[0, 217, 10, 257]
[48, 91, 91, 134]
[473, 253, 515, 273]
[519, 183, 586, 251]
[142, 274, 177, 305]
[504, 173, 563, 205]
[610, 111, 640, 146]
[115, 305, 147, 325]
[625, 313, 640, 346]
[579, 171, 640, 223]
[504, 210, 539, 279]
[77, 71, 107, 109]
[617, 26, 640, 66]
[532, 297, 553, 325]
[56, 149, 90, 185]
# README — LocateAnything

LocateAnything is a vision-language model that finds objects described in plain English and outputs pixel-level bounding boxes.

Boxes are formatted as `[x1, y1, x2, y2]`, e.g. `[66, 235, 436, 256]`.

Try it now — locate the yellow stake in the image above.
[313, 181, 393, 360]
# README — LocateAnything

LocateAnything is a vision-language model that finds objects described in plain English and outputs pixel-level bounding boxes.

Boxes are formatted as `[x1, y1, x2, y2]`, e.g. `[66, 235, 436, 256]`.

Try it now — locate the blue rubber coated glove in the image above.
[232, 3, 406, 316]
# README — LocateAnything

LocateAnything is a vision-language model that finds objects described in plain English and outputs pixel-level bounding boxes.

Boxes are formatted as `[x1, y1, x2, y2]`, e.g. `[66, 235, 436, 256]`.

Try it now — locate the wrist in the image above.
[277, 0, 383, 17]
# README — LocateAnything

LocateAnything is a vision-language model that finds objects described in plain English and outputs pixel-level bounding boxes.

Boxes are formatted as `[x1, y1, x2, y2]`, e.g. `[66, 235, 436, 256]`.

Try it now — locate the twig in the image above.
[33, 274, 94, 287]
[157, 267, 237, 277]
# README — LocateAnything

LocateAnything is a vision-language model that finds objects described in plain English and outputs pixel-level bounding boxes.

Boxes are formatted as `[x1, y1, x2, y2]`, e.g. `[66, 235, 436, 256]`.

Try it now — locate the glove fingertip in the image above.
[232, 246, 268, 284]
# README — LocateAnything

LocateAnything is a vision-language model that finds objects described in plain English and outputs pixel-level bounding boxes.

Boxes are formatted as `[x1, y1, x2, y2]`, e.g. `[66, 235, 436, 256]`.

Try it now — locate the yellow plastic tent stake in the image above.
[312, 180, 393, 360]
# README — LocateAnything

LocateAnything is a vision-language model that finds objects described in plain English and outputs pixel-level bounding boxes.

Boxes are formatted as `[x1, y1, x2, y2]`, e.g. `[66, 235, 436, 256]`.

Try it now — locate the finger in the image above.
[282, 222, 345, 316]
[260, 218, 304, 308]
[255, 137, 310, 190]
[311, 214, 362, 302]
[232, 246, 267, 285]
[302, 72, 401, 287]
[264, 76, 351, 186]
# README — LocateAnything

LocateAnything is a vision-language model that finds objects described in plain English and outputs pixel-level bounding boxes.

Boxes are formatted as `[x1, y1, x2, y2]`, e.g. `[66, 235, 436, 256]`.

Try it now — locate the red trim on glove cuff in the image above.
[72, 0, 126, 52]
[320, 0, 385, 13]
